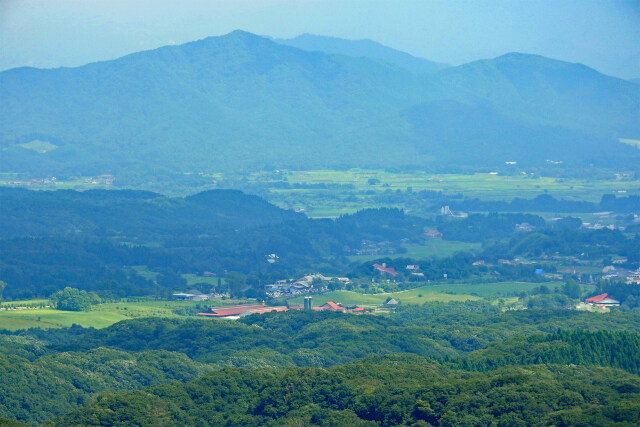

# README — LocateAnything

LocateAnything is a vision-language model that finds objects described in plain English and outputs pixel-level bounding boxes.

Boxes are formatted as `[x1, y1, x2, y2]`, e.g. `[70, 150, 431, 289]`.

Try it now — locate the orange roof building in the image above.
[585, 293, 620, 306]
[198, 303, 288, 318]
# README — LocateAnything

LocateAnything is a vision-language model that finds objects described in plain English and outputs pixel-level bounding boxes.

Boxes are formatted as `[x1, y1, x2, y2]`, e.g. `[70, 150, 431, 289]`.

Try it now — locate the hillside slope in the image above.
[275, 33, 448, 73]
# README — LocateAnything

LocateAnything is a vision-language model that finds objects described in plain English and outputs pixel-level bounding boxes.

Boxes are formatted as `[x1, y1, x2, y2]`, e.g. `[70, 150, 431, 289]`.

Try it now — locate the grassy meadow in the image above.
[0, 298, 247, 331]
[286, 281, 561, 307]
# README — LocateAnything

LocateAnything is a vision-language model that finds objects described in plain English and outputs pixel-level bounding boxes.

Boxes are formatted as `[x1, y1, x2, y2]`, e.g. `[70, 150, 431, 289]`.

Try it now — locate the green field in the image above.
[287, 289, 479, 307]
[239, 169, 640, 217]
[287, 281, 558, 307]
[17, 139, 58, 153]
[259, 169, 640, 200]
[619, 138, 640, 149]
[182, 274, 224, 287]
[0, 309, 129, 330]
[0, 299, 248, 331]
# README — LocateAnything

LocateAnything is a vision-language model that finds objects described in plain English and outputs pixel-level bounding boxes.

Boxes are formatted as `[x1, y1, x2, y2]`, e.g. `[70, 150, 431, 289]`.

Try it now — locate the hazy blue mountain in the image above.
[1, 31, 638, 177]
[400, 100, 636, 167]
[630, 78, 640, 84]
[426, 53, 640, 136]
[275, 33, 449, 74]
[0, 30, 430, 175]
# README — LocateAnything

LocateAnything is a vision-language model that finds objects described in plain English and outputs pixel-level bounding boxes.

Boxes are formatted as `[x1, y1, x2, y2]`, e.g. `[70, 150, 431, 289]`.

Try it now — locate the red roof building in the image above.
[198, 303, 288, 318]
[585, 293, 608, 303]
[373, 263, 398, 276]
[585, 293, 620, 306]
[313, 301, 346, 312]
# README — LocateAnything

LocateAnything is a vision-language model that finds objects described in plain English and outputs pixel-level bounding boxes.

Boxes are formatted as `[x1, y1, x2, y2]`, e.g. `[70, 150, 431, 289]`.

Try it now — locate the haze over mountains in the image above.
[1, 30, 638, 177]
[274, 34, 449, 74]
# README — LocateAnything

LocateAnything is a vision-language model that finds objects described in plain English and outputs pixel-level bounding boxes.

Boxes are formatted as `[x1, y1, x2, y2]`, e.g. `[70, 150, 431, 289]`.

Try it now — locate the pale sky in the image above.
[1, 0, 639, 78]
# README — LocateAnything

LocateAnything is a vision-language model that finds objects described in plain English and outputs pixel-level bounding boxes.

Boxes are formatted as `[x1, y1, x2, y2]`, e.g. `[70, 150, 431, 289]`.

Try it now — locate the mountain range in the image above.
[274, 33, 449, 74]
[1, 30, 638, 177]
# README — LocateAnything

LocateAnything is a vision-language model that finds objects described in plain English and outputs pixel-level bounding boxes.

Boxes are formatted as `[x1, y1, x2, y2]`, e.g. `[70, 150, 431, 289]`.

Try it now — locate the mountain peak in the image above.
[223, 29, 262, 40]
[192, 29, 271, 46]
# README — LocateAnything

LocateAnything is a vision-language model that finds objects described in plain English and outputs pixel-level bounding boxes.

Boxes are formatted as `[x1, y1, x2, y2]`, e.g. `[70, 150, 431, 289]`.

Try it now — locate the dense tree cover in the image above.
[0, 189, 435, 298]
[47, 355, 640, 426]
[3, 188, 638, 299]
[48, 315, 456, 366]
[16, 304, 640, 362]
[0, 238, 163, 298]
[0, 304, 638, 424]
[392, 302, 640, 352]
[461, 330, 640, 374]
[436, 213, 545, 242]
[486, 227, 640, 264]
[49, 287, 100, 311]
[0, 346, 211, 425]
[0, 188, 301, 240]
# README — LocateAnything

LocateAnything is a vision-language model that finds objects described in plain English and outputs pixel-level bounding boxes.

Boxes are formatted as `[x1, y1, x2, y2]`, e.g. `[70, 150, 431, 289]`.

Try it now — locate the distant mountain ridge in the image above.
[274, 33, 449, 74]
[1, 30, 638, 177]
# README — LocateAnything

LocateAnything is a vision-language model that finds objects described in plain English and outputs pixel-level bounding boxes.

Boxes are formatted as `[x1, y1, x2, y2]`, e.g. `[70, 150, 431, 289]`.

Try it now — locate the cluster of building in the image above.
[265, 274, 349, 297]
[440, 206, 467, 218]
[82, 174, 114, 185]
[372, 263, 426, 279]
[172, 289, 229, 301]
[197, 297, 367, 319]
[7, 177, 57, 186]
[601, 265, 640, 284]
[349, 240, 397, 256]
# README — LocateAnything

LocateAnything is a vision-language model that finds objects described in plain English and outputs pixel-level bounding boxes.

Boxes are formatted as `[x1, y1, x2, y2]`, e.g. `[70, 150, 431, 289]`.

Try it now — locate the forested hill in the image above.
[48, 360, 640, 427]
[1, 30, 638, 177]
[1, 305, 640, 425]
[0, 187, 301, 239]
